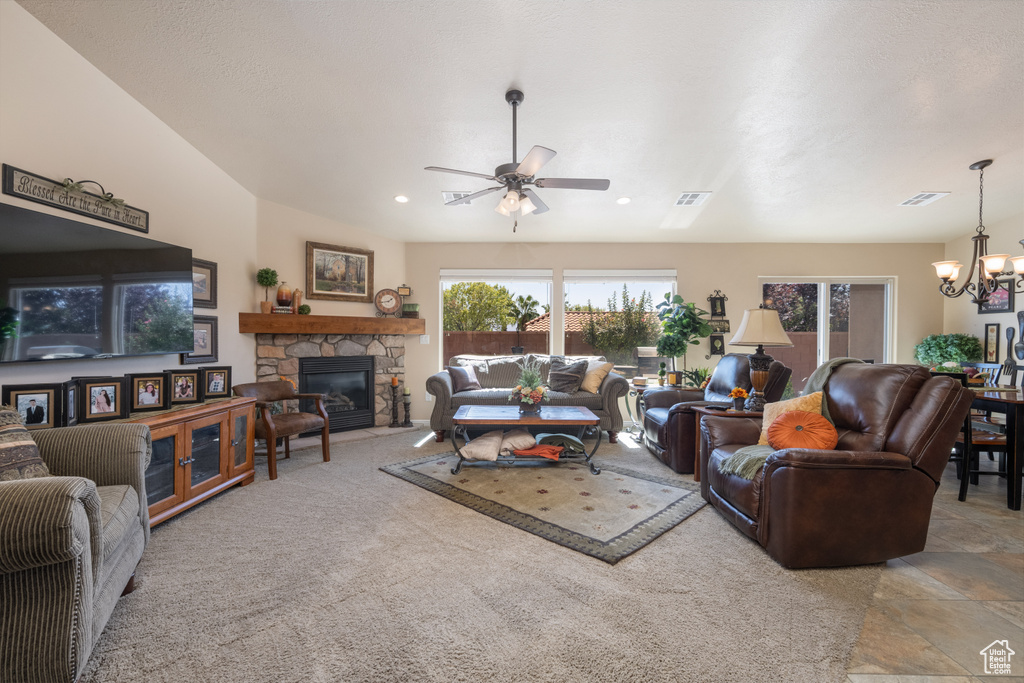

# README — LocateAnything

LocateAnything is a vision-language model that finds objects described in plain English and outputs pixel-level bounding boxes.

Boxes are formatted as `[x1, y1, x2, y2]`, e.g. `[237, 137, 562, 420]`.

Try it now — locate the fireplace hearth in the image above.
[299, 356, 375, 433]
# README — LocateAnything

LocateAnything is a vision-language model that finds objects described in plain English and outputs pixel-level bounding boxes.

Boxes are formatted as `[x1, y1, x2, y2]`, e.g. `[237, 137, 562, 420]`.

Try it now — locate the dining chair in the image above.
[953, 364, 1023, 501]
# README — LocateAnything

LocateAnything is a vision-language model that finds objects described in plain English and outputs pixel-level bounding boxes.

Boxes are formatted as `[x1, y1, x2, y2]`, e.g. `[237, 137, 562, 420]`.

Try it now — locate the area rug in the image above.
[380, 452, 705, 563]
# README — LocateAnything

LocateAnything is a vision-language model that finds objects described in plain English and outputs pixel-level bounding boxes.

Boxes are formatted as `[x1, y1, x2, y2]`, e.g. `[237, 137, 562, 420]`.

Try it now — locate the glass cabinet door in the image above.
[145, 423, 185, 517]
[229, 405, 254, 477]
[185, 413, 227, 497]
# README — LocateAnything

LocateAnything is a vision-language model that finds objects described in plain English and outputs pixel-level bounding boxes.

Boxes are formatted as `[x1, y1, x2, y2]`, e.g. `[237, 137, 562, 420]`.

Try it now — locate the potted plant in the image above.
[256, 268, 279, 314]
[658, 361, 667, 386]
[508, 358, 548, 413]
[914, 333, 983, 369]
[655, 293, 713, 372]
[728, 387, 749, 411]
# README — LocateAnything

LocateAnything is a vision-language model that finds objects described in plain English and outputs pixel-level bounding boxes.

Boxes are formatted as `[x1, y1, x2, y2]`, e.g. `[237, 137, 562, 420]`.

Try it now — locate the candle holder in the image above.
[402, 395, 413, 428]
[388, 384, 401, 428]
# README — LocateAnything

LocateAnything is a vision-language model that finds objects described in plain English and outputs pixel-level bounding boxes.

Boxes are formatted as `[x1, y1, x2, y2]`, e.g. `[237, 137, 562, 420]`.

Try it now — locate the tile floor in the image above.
[265, 428, 1023, 681]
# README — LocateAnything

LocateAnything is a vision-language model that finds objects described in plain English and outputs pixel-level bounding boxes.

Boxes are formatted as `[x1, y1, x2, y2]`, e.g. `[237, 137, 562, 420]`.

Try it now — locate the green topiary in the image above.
[297, 304, 311, 315]
[914, 333, 983, 368]
[655, 293, 713, 370]
[256, 268, 279, 301]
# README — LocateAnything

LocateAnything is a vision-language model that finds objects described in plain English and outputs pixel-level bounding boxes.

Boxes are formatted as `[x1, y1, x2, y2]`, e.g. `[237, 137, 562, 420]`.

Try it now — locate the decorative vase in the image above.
[291, 289, 303, 313]
[260, 301, 273, 314]
[276, 282, 292, 307]
[732, 397, 745, 411]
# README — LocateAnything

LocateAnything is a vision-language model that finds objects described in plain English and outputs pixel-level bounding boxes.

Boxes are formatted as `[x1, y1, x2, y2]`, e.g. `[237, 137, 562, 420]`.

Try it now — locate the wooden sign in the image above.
[2, 164, 149, 233]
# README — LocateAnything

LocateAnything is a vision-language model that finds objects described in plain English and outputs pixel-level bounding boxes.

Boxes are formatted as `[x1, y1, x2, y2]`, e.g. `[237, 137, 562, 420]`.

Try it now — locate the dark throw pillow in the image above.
[447, 365, 482, 393]
[0, 406, 50, 481]
[548, 358, 588, 393]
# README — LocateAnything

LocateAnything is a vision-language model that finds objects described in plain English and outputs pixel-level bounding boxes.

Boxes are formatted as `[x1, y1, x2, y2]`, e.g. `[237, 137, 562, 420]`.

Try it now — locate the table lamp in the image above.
[728, 306, 794, 411]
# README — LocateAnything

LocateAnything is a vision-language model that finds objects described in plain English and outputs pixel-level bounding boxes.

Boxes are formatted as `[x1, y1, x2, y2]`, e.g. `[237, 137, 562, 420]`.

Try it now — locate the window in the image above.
[439, 269, 552, 362]
[761, 278, 894, 391]
[562, 270, 676, 369]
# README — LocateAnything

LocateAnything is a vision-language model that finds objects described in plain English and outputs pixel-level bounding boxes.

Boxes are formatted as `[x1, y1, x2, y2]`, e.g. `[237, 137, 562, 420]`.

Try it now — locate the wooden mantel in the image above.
[238, 313, 426, 335]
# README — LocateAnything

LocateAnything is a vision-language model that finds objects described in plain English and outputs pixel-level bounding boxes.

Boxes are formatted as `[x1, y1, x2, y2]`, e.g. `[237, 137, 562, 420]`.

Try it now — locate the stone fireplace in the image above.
[255, 333, 405, 427]
[298, 356, 374, 432]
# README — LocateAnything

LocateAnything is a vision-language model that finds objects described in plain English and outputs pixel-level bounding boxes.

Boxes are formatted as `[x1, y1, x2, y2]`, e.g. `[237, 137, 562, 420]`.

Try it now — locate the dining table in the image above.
[969, 387, 1024, 510]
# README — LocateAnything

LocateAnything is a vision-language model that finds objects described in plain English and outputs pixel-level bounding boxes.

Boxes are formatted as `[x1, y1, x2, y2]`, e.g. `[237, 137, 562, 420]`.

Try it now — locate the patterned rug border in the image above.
[380, 453, 706, 564]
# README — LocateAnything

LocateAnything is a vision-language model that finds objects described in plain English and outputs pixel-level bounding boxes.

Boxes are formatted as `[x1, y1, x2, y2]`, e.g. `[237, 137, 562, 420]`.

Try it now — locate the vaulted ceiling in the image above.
[17, 0, 1024, 243]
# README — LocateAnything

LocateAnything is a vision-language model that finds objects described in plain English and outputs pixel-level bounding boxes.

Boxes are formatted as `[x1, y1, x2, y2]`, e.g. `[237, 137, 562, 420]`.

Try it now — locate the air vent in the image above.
[442, 191, 473, 204]
[899, 192, 949, 206]
[674, 192, 712, 206]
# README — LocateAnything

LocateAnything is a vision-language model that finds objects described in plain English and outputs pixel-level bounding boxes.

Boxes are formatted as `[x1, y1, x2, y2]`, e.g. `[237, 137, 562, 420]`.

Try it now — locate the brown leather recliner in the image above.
[700, 363, 974, 568]
[639, 354, 791, 473]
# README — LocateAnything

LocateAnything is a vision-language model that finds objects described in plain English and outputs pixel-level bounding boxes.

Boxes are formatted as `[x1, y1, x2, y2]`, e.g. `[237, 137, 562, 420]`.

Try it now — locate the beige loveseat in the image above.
[426, 354, 630, 443]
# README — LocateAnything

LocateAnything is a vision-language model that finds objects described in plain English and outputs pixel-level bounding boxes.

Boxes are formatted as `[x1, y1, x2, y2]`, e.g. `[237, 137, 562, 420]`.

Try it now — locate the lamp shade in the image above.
[728, 308, 794, 347]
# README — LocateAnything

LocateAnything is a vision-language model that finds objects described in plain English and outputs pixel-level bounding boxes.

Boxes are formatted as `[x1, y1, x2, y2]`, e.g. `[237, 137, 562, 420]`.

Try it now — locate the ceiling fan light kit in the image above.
[425, 89, 610, 231]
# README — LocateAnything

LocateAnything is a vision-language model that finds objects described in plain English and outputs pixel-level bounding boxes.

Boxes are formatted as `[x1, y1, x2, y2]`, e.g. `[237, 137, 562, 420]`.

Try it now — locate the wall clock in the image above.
[374, 288, 402, 317]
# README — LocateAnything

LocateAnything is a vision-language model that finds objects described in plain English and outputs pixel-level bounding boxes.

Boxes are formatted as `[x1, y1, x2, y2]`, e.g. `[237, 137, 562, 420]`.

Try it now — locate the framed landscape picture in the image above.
[182, 315, 218, 364]
[978, 279, 1014, 314]
[2, 383, 62, 430]
[192, 258, 217, 309]
[306, 241, 373, 303]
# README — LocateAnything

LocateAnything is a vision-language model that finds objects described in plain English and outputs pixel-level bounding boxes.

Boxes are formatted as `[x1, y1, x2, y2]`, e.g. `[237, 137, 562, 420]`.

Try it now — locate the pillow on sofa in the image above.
[447, 365, 482, 393]
[580, 361, 614, 393]
[0, 406, 50, 481]
[757, 392, 823, 446]
[766, 410, 838, 451]
[548, 358, 588, 393]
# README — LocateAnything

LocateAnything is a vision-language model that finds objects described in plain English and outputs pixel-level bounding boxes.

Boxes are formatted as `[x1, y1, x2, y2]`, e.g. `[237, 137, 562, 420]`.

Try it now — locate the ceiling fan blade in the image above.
[445, 185, 505, 206]
[521, 188, 549, 214]
[425, 166, 497, 181]
[515, 146, 556, 177]
[534, 177, 610, 191]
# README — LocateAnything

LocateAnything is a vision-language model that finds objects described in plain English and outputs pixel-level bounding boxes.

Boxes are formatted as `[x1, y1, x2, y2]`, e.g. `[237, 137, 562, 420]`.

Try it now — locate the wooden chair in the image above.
[232, 380, 330, 480]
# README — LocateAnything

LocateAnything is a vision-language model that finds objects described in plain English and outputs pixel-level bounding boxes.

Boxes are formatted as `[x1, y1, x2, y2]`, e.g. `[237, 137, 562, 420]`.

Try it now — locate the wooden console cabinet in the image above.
[127, 397, 256, 526]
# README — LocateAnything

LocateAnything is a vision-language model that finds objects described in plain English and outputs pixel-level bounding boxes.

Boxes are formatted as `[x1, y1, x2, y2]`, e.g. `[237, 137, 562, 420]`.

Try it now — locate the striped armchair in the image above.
[0, 423, 151, 683]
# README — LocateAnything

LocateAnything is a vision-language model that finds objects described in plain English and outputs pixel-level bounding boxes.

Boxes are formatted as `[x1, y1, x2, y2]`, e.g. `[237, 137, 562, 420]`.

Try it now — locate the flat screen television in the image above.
[0, 202, 194, 364]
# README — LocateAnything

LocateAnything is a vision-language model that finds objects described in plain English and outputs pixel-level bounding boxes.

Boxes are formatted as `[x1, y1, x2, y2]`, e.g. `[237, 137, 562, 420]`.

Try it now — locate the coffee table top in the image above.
[452, 405, 600, 426]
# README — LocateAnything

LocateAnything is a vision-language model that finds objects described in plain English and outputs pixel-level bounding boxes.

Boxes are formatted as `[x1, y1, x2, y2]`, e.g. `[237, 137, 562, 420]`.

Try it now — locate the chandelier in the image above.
[931, 160, 1024, 303]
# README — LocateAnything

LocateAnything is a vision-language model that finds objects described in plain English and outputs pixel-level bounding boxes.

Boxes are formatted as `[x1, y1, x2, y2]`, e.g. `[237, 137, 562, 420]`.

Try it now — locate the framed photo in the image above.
[63, 380, 79, 427]
[129, 372, 170, 412]
[181, 315, 218, 364]
[709, 319, 731, 334]
[397, 285, 412, 297]
[192, 258, 217, 309]
[2, 384, 62, 430]
[709, 296, 727, 317]
[201, 366, 232, 398]
[984, 323, 1001, 363]
[978, 279, 1014, 314]
[78, 377, 126, 422]
[167, 369, 204, 404]
[306, 241, 374, 303]
[709, 334, 726, 356]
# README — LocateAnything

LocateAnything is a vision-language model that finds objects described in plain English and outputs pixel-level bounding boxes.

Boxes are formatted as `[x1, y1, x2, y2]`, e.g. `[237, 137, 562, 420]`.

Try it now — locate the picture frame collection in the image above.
[2, 366, 232, 430]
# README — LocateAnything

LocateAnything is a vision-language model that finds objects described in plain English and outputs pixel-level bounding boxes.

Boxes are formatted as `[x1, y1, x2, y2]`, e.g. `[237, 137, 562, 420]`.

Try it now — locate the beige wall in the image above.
[403, 241, 946, 420]
[254, 199, 406, 316]
[0, 2, 258, 387]
[941, 213, 1024, 360]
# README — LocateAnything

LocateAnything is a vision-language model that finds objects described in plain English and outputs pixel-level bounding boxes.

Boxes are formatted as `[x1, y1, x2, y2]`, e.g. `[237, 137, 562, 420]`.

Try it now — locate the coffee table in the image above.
[450, 405, 602, 475]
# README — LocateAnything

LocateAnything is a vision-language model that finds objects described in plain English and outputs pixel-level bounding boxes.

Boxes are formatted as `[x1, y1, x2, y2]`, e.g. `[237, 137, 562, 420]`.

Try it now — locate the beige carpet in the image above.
[80, 429, 881, 683]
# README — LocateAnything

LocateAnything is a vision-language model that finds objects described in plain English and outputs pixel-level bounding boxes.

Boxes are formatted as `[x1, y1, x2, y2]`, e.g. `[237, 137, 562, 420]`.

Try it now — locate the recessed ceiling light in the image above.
[394, 195, 409, 203]
[899, 192, 949, 206]
[674, 192, 712, 206]
[616, 197, 631, 205]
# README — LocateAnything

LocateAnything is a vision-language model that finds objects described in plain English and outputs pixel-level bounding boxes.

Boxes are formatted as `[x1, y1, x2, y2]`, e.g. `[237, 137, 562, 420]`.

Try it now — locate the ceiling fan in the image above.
[425, 89, 610, 230]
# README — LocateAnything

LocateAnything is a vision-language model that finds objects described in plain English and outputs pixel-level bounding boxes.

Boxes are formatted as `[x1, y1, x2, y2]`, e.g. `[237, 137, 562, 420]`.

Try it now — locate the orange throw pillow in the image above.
[766, 410, 839, 451]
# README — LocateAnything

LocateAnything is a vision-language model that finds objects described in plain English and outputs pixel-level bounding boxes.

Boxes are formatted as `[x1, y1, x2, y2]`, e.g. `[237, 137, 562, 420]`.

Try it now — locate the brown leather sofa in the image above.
[700, 363, 974, 568]
[639, 354, 791, 473]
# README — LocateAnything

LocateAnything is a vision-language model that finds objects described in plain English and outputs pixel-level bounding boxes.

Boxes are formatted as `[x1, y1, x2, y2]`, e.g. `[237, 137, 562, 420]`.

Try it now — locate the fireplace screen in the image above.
[298, 356, 374, 432]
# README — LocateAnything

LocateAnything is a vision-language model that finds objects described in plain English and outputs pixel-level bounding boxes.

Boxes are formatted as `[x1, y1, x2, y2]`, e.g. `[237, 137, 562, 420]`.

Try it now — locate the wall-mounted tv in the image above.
[0, 202, 194, 364]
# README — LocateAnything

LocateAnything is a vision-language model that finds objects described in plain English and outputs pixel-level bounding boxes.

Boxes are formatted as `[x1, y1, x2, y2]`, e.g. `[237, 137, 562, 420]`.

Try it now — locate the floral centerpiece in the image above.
[509, 358, 549, 413]
[727, 386, 748, 411]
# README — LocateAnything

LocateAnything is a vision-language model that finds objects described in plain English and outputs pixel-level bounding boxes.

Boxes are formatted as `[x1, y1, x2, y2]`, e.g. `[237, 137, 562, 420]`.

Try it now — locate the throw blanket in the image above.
[513, 445, 564, 460]
[717, 357, 865, 480]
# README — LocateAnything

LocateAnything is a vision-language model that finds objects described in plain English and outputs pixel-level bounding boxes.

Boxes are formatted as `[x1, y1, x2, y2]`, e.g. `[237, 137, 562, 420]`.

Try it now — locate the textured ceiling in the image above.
[16, 0, 1024, 243]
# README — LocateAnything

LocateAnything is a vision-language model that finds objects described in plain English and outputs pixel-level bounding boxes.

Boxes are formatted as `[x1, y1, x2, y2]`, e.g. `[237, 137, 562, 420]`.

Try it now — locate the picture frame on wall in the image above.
[62, 379, 79, 427]
[984, 323, 1001, 363]
[709, 296, 727, 317]
[2, 383, 62, 430]
[192, 258, 217, 309]
[77, 377, 127, 423]
[978, 279, 1014, 314]
[709, 334, 725, 356]
[167, 369, 204, 404]
[129, 372, 170, 412]
[182, 315, 218, 364]
[306, 241, 374, 303]
[709, 319, 731, 333]
[201, 366, 232, 399]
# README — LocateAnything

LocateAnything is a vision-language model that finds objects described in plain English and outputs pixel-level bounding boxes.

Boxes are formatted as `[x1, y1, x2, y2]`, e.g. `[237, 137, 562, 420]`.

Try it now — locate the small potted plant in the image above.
[256, 268, 279, 314]
[508, 358, 548, 413]
[658, 361, 667, 386]
[728, 387, 748, 411]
